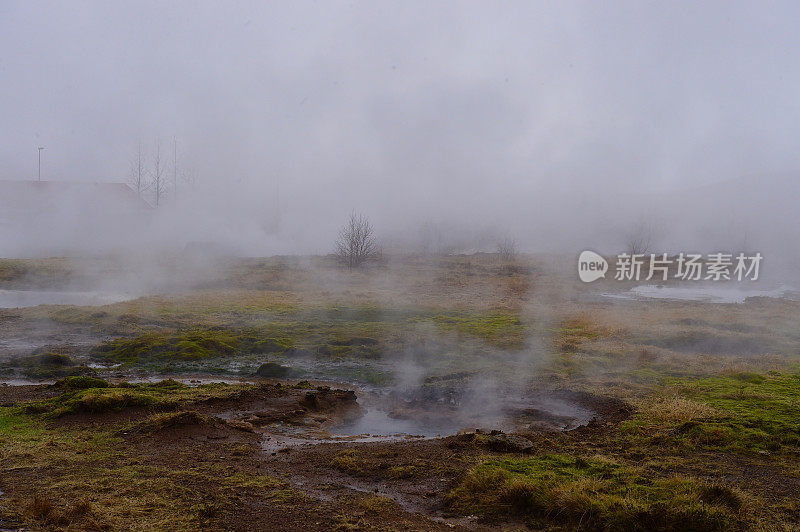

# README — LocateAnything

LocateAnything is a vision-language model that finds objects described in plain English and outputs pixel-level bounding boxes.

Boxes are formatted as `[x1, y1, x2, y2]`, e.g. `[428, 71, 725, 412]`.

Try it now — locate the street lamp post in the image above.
[38, 147, 44, 181]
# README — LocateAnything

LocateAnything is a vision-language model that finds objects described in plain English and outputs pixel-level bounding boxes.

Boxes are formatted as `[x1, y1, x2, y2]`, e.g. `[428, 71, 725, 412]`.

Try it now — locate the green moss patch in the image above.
[92, 329, 294, 364]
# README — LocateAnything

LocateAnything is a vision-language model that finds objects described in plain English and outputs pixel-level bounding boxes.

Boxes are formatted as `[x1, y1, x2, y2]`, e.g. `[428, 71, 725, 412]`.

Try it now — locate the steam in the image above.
[0, 2, 799, 265]
[1, 1, 798, 434]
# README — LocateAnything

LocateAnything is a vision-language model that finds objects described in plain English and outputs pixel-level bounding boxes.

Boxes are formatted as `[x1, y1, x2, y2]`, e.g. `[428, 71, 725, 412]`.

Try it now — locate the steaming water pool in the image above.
[0, 289, 136, 308]
[331, 407, 464, 439]
[602, 284, 800, 304]
[260, 408, 435, 452]
[261, 393, 596, 452]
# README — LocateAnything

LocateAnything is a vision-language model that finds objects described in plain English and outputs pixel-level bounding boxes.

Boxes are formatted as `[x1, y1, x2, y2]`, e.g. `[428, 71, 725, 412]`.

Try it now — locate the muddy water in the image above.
[334, 407, 457, 438]
[261, 391, 597, 451]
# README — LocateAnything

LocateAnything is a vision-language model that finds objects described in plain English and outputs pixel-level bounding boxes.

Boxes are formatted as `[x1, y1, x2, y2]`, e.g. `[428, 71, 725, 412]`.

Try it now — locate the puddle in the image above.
[333, 407, 456, 439]
[261, 391, 597, 451]
[260, 412, 443, 453]
[602, 284, 800, 304]
[0, 289, 137, 308]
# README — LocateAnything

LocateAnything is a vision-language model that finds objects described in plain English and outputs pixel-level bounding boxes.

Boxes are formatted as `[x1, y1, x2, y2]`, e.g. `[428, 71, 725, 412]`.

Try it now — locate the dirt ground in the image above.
[0, 379, 633, 531]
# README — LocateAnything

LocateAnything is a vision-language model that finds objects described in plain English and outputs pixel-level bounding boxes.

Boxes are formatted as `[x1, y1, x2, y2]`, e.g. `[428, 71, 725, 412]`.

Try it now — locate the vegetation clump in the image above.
[92, 329, 294, 364]
[137, 410, 216, 433]
[447, 454, 748, 530]
[54, 376, 109, 390]
[29, 388, 157, 416]
[25, 380, 249, 418]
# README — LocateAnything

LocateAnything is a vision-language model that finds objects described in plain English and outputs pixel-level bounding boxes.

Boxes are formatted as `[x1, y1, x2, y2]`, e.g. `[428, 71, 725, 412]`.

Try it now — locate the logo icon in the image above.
[578, 251, 608, 282]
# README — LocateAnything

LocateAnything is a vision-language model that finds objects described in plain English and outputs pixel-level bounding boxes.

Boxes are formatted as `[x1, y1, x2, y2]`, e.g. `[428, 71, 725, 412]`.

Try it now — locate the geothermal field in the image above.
[1, 254, 800, 530]
[3, 1, 800, 531]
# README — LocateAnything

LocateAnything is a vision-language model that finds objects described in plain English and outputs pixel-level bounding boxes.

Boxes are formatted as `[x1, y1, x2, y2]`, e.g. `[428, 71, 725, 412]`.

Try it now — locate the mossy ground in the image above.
[28, 305, 529, 383]
[622, 372, 800, 455]
[3, 254, 800, 529]
[22, 378, 248, 417]
[0, 380, 300, 530]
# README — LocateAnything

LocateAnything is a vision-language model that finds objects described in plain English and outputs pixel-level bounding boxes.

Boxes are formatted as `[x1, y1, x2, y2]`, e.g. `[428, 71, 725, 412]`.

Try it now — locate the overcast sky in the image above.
[1, 1, 799, 253]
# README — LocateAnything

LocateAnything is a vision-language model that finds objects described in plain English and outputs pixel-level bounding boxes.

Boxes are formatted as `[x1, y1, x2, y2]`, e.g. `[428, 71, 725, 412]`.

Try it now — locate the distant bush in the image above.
[335, 212, 381, 269]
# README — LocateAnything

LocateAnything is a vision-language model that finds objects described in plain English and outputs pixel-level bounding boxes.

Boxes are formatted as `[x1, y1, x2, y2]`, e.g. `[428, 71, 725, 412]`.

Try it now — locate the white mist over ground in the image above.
[0, 289, 136, 309]
[0, 2, 799, 272]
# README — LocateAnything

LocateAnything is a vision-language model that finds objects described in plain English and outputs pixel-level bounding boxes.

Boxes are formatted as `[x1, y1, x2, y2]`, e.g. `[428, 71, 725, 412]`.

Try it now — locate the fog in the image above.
[1, 1, 799, 264]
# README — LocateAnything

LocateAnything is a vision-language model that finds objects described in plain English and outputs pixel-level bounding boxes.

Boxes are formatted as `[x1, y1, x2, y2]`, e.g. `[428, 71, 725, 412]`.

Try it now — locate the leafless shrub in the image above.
[496, 237, 518, 261]
[335, 212, 380, 269]
[626, 222, 653, 255]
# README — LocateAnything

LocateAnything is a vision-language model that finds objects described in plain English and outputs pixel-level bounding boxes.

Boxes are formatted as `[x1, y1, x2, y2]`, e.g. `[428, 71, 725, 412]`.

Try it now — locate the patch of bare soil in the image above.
[117, 395, 469, 530]
[0, 383, 62, 405]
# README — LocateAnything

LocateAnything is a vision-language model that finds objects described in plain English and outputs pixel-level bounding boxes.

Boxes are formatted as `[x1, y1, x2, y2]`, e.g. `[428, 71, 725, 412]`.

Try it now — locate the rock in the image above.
[486, 433, 534, 453]
[226, 419, 255, 432]
[300, 388, 363, 422]
[301, 389, 357, 410]
[255, 362, 291, 378]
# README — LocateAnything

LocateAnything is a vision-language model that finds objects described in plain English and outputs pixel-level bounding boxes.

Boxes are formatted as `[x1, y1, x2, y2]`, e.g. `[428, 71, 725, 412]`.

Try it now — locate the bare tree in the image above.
[626, 221, 653, 255]
[496, 236, 518, 261]
[335, 212, 380, 269]
[128, 142, 147, 199]
[150, 140, 169, 207]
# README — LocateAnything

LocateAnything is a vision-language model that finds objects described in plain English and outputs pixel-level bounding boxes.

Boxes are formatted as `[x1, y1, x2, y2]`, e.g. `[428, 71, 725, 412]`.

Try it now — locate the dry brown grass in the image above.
[357, 495, 398, 513]
[556, 315, 618, 352]
[25, 494, 105, 529]
[638, 391, 721, 423]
